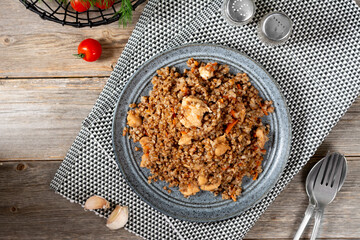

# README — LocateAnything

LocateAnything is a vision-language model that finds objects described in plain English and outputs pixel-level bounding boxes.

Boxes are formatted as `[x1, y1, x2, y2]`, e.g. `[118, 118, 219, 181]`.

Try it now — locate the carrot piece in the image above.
[173, 119, 176, 125]
[253, 173, 258, 180]
[219, 98, 224, 103]
[237, 84, 242, 90]
[170, 107, 174, 113]
[262, 108, 269, 116]
[191, 68, 195, 73]
[225, 119, 239, 134]
[181, 131, 187, 135]
[231, 194, 237, 202]
[230, 110, 236, 118]
[181, 88, 188, 95]
[143, 145, 150, 152]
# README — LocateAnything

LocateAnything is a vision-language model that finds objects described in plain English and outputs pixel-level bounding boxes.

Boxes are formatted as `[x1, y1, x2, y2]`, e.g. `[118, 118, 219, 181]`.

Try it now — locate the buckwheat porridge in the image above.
[123, 58, 274, 201]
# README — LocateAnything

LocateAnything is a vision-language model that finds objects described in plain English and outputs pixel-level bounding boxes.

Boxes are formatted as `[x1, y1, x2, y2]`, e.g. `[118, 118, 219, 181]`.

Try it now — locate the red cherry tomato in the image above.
[95, 0, 115, 10]
[70, 0, 91, 12]
[76, 39, 102, 62]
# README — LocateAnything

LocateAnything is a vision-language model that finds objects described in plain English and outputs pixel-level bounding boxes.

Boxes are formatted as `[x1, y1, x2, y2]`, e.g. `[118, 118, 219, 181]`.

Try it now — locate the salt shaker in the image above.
[257, 12, 293, 45]
[221, 0, 256, 26]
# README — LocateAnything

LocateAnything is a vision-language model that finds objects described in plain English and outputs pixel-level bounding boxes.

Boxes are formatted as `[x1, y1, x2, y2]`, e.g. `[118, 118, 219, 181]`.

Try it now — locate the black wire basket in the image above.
[20, 0, 146, 28]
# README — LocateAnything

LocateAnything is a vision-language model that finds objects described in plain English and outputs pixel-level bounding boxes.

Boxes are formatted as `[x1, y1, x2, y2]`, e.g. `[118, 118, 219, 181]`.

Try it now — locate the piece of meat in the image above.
[256, 127, 266, 149]
[179, 182, 200, 196]
[180, 96, 211, 128]
[127, 111, 142, 127]
[238, 102, 246, 124]
[249, 98, 259, 110]
[227, 90, 236, 99]
[198, 175, 208, 186]
[140, 154, 149, 168]
[232, 101, 246, 123]
[212, 135, 231, 156]
[200, 177, 221, 191]
[215, 143, 231, 156]
[139, 137, 150, 146]
[178, 134, 192, 145]
[139, 137, 151, 153]
[199, 62, 217, 80]
[197, 169, 208, 186]
[193, 164, 203, 171]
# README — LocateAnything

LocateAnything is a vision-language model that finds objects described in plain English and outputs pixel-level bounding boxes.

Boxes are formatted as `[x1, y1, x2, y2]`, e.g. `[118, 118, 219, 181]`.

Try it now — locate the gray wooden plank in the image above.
[0, 0, 146, 78]
[314, 98, 360, 157]
[246, 157, 360, 239]
[0, 77, 106, 161]
[0, 159, 359, 239]
[0, 161, 142, 240]
[0, 77, 359, 161]
[355, 0, 360, 7]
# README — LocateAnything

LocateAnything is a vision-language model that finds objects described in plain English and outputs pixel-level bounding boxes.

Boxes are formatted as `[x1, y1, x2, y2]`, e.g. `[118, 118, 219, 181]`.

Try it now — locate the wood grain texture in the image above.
[0, 161, 141, 240]
[356, 0, 360, 7]
[246, 158, 360, 239]
[0, 77, 106, 161]
[0, 0, 146, 78]
[0, 158, 359, 240]
[0, 77, 359, 161]
[314, 98, 360, 157]
[0, 0, 359, 239]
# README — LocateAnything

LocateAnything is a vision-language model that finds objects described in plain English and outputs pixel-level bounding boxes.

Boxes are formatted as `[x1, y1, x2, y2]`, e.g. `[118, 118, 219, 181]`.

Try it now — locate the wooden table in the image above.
[1, 1, 359, 239]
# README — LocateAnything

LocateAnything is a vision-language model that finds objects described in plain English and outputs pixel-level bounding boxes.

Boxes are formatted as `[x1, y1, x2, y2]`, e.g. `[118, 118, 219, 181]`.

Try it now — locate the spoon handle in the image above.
[293, 203, 316, 240]
[310, 207, 324, 240]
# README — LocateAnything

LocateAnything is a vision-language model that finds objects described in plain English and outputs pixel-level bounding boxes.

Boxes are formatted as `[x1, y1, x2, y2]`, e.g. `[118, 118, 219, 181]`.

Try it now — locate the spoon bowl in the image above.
[310, 153, 347, 240]
[293, 152, 347, 240]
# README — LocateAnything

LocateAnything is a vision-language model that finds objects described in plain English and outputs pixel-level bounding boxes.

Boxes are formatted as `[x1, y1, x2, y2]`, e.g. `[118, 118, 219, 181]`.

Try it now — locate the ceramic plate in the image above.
[112, 44, 291, 222]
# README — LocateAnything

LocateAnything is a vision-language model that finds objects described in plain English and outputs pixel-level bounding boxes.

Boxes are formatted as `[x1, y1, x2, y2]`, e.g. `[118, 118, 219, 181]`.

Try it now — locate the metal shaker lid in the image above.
[260, 12, 293, 42]
[222, 0, 256, 26]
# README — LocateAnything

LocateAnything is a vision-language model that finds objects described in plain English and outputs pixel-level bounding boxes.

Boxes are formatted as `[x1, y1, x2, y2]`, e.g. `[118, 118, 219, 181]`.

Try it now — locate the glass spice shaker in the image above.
[257, 12, 293, 46]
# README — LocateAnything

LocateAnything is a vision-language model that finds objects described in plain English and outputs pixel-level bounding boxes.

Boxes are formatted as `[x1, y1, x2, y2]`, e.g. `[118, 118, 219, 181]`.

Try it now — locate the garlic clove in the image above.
[106, 205, 129, 230]
[84, 195, 110, 210]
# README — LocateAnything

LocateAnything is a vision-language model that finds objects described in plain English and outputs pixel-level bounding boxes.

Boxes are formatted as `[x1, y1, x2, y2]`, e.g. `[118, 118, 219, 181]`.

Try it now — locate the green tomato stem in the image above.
[73, 53, 85, 59]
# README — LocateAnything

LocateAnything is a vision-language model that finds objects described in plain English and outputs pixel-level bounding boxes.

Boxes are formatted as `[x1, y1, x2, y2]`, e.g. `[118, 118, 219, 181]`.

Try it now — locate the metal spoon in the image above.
[293, 152, 347, 240]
